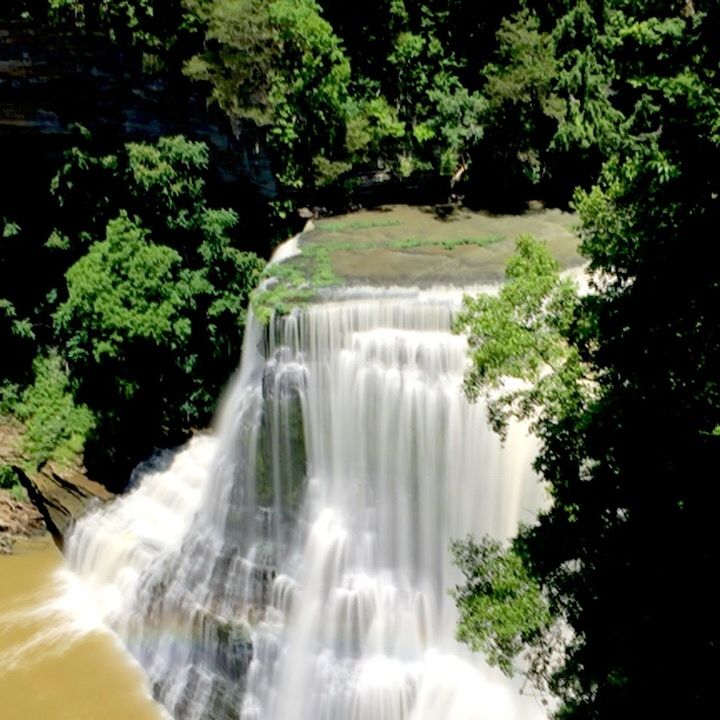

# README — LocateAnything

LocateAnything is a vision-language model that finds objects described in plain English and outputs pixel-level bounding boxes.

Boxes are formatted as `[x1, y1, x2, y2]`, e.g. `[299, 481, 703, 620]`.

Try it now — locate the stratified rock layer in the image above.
[18, 460, 113, 543]
[0, 419, 112, 550]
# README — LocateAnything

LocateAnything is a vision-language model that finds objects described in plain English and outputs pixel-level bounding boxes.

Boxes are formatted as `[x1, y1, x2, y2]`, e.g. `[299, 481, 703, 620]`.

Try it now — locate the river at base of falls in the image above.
[0, 537, 167, 720]
[21, 287, 550, 720]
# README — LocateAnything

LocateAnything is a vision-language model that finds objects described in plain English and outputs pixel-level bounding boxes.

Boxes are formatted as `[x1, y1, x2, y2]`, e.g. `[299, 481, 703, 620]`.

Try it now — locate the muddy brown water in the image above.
[0, 537, 165, 720]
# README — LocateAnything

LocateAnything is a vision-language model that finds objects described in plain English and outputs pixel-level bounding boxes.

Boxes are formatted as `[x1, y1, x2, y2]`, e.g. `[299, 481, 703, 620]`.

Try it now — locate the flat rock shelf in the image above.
[252, 204, 580, 322]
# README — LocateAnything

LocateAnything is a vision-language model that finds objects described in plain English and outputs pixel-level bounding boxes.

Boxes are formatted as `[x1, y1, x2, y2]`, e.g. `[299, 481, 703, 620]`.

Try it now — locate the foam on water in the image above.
[63, 281, 550, 720]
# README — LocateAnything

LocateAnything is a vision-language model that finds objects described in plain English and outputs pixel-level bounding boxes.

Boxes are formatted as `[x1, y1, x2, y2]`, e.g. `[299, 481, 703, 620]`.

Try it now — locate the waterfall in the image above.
[65, 287, 548, 720]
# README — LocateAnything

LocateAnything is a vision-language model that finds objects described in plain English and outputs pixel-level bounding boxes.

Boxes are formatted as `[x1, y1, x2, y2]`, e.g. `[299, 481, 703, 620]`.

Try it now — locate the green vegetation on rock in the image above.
[251, 226, 507, 323]
[0, 464, 18, 490]
[2, 131, 264, 484]
[15, 353, 95, 469]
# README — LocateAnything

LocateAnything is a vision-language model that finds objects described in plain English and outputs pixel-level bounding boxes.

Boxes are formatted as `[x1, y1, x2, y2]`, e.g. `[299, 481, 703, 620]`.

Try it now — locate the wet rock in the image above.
[16, 460, 113, 546]
[190, 604, 254, 684]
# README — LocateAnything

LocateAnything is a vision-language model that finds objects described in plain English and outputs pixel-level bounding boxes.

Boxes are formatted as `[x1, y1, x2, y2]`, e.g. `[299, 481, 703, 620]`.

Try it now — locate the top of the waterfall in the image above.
[309, 204, 580, 284]
[251, 204, 581, 323]
[269, 234, 302, 266]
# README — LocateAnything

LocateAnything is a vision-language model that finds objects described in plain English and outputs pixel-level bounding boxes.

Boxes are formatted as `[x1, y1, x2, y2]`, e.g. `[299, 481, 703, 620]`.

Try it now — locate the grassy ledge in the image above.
[249, 205, 578, 323]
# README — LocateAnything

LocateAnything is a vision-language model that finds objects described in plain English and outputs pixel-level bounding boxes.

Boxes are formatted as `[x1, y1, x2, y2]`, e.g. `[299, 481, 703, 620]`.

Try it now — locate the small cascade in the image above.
[66, 287, 547, 720]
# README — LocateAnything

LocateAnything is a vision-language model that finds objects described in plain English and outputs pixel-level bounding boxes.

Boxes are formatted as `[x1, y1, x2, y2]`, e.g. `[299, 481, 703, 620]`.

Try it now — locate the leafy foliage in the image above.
[124, 136, 210, 232]
[454, 4, 720, 717]
[46, 134, 265, 481]
[455, 235, 582, 436]
[55, 213, 192, 375]
[25, 0, 636, 212]
[0, 299, 35, 343]
[451, 535, 553, 676]
[0, 464, 19, 490]
[50, 132, 218, 254]
[0, 132, 264, 483]
[478, 10, 563, 193]
[186, 0, 351, 192]
[15, 353, 95, 468]
[53, 213, 196, 473]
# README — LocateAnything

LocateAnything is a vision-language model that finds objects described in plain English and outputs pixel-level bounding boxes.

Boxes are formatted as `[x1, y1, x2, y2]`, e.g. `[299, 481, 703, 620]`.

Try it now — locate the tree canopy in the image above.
[2, 132, 264, 486]
[453, 3, 720, 716]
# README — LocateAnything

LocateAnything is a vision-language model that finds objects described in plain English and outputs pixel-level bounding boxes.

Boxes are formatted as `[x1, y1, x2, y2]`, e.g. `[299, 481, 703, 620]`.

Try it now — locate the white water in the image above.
[65, 287, 548, 720]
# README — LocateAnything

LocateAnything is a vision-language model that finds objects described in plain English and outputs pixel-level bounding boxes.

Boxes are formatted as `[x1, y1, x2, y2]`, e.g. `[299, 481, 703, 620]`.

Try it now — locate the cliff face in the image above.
[0, 420, 112, 552]
[0, 488, 45, 553]
[17, 459, 113, 545]
[0, 21, 277, 252]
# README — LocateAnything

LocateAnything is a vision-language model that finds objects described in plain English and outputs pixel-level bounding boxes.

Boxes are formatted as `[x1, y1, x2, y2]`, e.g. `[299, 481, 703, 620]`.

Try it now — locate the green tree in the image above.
[16, 352, 95, 468]
[472, 9, 564, 205]
[549, 2, 621, 157]
[318, 0, 523, 184]
[49, 132, 219, 255]
[185, 0, 351, 194]
[55, 213, 193, 380]
[47, 136, 265, 482]
[455, 235, 581, 437]
[452, 535, 553, 677]
[344, 96, 406, 170]
[54, 214, 195, 470]
[454, 4, 720, 717]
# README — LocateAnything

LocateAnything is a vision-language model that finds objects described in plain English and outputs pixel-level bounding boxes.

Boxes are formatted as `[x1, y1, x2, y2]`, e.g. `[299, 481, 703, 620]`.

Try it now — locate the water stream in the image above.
[62, 287, 547, 720]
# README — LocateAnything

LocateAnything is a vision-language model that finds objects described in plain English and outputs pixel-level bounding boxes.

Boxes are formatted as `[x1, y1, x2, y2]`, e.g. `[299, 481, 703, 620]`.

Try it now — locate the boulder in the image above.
[0, 486, 46, 554]
[16, 460, 113, 545]
[0, 418, 113, 548]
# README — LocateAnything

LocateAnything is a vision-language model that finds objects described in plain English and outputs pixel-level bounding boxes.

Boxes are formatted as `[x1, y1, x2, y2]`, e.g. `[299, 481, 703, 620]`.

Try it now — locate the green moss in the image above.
[440, 235, 503, 250]
[250, 243, 343, 322]
[251, 229, 505, 323]
[254, 379, 307, 512]
[319, 218, 403, 233]
[392, 237, 424, 248]
[305, 245, 339, 286]
[251, 284, 316, 325]
[15, 353, 95, 470]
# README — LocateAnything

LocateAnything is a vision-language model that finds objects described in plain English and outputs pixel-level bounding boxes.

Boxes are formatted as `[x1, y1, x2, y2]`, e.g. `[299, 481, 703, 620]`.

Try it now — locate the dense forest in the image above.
[1, 1, 718, 717]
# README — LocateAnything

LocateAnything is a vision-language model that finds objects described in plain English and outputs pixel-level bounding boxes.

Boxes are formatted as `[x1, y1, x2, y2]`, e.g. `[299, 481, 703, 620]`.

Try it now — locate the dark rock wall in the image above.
[0, 21, 278, 256]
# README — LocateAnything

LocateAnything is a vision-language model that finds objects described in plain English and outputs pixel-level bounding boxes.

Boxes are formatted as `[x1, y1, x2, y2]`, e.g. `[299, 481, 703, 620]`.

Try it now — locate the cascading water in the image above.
[66, 286, 548, 720]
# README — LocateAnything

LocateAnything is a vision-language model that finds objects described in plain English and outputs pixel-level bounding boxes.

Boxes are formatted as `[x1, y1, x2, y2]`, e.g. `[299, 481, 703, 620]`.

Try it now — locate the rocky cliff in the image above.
[0, 20, 278, 256]
[0, 420, 112, 552]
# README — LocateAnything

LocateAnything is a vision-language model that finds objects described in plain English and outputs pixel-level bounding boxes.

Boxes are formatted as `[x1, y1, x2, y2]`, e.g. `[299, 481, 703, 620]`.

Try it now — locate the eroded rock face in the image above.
[0, 486, 46, 554]
[0, 420, 113, 550]
[17, 461, 113, 545]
